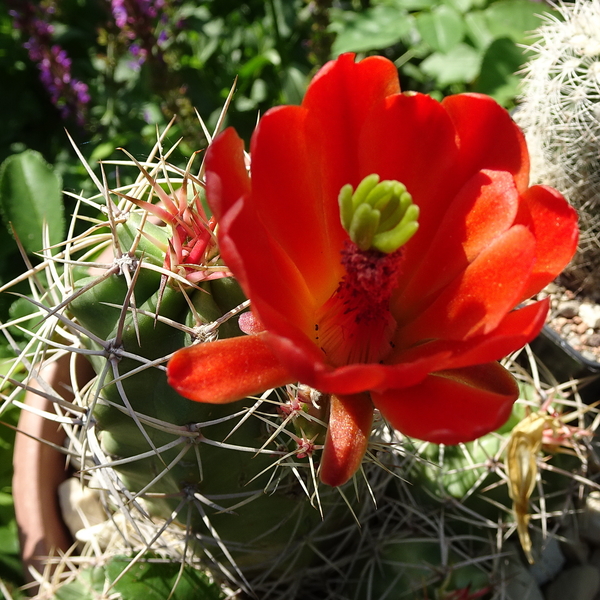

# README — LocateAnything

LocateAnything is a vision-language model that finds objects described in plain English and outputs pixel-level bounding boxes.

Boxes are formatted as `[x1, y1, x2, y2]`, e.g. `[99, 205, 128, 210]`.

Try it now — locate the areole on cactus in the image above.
[166, 53, 579, 487]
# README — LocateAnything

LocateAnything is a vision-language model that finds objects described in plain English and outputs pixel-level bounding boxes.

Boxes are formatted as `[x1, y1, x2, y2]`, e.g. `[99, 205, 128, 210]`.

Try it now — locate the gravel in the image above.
[540, 283, 600, 365]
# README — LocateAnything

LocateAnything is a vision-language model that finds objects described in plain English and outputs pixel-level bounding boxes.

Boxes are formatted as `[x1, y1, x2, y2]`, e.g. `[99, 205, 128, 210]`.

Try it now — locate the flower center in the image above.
[316, 242, 403, 366]
[314, 175, 419, 367]
[338, 173, 419, 253]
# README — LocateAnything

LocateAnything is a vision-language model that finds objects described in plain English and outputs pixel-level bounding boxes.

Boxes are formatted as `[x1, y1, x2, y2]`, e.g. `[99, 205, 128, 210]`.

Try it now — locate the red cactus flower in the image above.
[167, 54, 578, 486]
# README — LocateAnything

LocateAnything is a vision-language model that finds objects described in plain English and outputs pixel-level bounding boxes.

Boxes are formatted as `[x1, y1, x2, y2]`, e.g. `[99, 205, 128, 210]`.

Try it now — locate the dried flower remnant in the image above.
[506, 401, 595, 563]
[168, 54, 578, 486]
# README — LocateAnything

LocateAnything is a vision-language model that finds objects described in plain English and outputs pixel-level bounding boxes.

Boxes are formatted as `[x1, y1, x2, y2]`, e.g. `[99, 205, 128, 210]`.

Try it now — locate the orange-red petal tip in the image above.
[373, 362, 518, 445]
[167, 333, 293, 404]
[319, 393, 374, 486]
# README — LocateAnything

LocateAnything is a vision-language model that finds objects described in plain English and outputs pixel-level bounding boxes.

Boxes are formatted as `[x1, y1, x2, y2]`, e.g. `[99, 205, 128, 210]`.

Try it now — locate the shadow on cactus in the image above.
[1, 52, 596, 600]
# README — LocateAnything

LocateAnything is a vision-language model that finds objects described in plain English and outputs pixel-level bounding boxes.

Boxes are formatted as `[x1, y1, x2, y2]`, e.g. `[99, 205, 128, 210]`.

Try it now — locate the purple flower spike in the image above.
[110, 0, 174, 59]
[8, 0, 89, 125]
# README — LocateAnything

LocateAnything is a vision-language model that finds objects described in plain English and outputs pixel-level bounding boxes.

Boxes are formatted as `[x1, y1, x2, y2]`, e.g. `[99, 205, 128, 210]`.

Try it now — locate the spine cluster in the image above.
[515, 0, 600, 296]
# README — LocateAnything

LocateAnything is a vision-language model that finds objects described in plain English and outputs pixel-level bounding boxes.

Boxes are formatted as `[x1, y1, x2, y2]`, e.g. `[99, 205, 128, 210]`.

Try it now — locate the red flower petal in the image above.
[320, 392, 374, 487]
[302, 53, 400, 192]
[211, 170, 317, 337]
[358, 93, 461, 292]
[322, 360, 441, 395]
[249, 105, 345, 305]
[167, 333, 293, 403]
[386, 299, 549, 380]
[206, 129, 314, 338]
[204, 128, 250, 220]
[360, 92, 460, 205]
[372, 362, 518, 445]
[439, 299, 549, 371]
[305, 53, 400, 116]
[266, 300, 548, 400]
[401, 225, 536, 344]
[396, 169, 520, 321]
[264, 332, 388, 393]
[442, 93, 530, 192]
[266, 330, 444, 396]
[516, 185, 579, 299]
[290, 54, 401, 232]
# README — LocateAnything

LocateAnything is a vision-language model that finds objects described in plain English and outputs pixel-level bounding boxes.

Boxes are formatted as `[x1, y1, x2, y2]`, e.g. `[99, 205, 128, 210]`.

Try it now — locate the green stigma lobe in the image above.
[338, 174, 419, 253]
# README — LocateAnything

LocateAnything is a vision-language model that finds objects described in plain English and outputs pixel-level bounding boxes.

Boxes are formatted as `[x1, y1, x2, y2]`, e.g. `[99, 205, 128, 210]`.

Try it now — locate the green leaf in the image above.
[7, 296, 43, 343]
[250, 78, 268, 103]
[54, 566, 107, 600]
[416, 5, 465, 53]
[0, 521, 19, 556]
[0, 490, 23, 585]
[483, 0, 557, 45]
[281, 65, 308, 105]
[331, 6, 413, 55]
[464, 11, 495, 50]
[0, 150, 64, 254]
[446, 0, 475, 12]
[445, 0, 478, 12]
[390, 0, 438, 10]
[90, 137, 127, 162]
[420, 43, 482, 87]
[238, 51, 280, 79]
[474, 37, 526, 106]
[0, 552, 25, 589]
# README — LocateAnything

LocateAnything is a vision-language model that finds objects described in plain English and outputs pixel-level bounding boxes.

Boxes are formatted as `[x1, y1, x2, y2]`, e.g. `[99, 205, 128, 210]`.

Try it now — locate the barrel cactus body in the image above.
[62, 181, 361, 593]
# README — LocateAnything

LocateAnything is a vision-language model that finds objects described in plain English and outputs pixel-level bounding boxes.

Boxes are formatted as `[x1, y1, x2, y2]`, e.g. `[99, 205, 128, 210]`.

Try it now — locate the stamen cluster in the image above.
[315, 241, 402, 366]
[340, 241, 403, 303]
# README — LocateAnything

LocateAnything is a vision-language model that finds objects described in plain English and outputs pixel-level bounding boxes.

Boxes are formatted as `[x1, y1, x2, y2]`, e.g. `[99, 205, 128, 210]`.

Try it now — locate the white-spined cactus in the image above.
[515, 0, 600, 296]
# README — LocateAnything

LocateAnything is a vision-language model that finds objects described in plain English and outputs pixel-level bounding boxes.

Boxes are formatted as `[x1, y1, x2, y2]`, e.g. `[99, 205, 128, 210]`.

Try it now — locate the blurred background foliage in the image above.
[0, 0, 557, 594]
